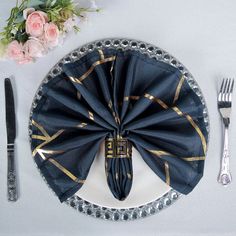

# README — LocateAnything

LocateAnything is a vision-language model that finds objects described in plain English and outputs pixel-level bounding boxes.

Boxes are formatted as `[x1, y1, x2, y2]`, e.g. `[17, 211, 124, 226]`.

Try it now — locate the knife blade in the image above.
[5, 78, 18, 202]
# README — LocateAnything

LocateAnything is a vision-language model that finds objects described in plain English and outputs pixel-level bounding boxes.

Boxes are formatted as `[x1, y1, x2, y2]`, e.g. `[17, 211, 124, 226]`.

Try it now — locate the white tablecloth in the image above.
[1, 0, 236, 235]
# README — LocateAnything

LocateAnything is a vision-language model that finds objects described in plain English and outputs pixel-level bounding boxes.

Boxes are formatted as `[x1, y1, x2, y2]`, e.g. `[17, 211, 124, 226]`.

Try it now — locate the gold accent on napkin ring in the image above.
[105, 137, 132, 158]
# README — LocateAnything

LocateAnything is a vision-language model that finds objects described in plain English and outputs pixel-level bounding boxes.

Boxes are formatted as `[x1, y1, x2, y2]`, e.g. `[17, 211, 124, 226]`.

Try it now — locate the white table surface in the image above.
[1, 0, 236, 235]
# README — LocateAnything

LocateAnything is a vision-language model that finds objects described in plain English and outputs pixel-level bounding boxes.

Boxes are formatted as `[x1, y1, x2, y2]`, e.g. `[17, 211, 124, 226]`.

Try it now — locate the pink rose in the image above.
[23, 8, 35, 20]
[26, 11, 48, 37]
[6, 40, 24, 61]
[44, 23, 59, 47]
[23, 38, 45, 58]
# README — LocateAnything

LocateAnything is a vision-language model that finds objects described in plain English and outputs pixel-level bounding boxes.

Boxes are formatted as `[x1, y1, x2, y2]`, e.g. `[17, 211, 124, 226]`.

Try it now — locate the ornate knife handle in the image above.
[7, 144, 18, 201]
[218, 126, 232, 186]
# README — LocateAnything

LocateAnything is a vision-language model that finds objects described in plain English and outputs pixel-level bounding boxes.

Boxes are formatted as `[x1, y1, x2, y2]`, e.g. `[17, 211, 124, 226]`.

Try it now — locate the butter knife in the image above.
[5, 78, 18, 202]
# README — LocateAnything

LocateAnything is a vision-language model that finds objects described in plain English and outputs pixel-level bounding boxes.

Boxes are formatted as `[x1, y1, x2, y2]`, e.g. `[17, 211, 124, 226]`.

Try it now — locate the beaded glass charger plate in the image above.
[29, 38, 209, 221]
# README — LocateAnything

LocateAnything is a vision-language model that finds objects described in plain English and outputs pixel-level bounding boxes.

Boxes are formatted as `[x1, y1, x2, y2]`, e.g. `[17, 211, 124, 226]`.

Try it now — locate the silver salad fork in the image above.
[217, 78, 234, 186]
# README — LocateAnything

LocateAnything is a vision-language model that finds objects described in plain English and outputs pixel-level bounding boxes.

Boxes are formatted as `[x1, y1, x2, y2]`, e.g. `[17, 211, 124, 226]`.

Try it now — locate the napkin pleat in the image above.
[115, 55, 139, 121]
[130, 129, 199, 154]
[123, 109, 190, 130]
[133, 142, 203, 194]
[122, 73, 180, 125]
[106, 157, 133, 200]
[37, 112, 105, 131]
[46, 85, 114, 130]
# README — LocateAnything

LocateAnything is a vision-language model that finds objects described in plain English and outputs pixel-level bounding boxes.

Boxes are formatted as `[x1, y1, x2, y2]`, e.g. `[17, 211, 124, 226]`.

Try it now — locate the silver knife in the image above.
[5, 78, 18, 202]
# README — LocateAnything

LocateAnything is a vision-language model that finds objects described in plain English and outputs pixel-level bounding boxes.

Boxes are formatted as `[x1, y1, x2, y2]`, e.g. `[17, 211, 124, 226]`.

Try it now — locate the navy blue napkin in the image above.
[31, 49, 208, 202]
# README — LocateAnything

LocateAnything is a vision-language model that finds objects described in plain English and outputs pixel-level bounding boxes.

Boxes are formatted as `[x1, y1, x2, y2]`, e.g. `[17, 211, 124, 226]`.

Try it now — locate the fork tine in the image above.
[227, 78, 231, 93]
[219, 78, 225, 93]
[228, 79, 234, 102]
[226, 79, 232, 102]
[230, 79, 234, 93]
[223, 78, 228, 93]
[218, 78, 225, 102]
[223, 78, 229, 102]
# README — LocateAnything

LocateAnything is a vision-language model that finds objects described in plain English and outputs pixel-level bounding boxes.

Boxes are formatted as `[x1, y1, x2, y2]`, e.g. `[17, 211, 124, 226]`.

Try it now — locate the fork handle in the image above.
[218, 124, 232, 186]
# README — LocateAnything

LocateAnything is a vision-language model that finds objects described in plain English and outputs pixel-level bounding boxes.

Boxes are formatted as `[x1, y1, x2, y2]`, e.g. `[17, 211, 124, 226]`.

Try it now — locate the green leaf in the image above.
[7, 7, 19, 22]
[0, 40, 7, 57]
[0, 38, 9, 46]
[15, 12, 25, 24]
[54, 0, 72, 8]
[26, 0, 47, 8]
[15, 30, 28, 43]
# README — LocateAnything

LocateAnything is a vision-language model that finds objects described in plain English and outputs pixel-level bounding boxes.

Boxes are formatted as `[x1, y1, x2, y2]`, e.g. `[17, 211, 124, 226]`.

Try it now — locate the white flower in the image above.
[90, 0, 98, 10]
[51, 0, 57, 6]
[23, 8, 35, 20]
[74, 16, 81, 25]
[63, 17, 79, 32]
[57, 33, 66, 47]
[11, 28, 17, 35]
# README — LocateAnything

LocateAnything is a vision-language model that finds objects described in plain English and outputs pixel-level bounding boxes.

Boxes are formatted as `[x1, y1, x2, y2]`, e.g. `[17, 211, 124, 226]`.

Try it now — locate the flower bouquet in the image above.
[0, 0, 99, 64]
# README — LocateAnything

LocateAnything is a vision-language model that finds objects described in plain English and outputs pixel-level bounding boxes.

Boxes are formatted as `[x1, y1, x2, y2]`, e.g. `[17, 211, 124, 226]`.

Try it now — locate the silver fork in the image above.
[217, 78, 234, 186]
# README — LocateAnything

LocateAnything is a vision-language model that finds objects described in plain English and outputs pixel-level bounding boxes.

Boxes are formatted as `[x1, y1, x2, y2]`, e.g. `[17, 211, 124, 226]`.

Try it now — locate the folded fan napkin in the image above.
[31, 48, 208, 202]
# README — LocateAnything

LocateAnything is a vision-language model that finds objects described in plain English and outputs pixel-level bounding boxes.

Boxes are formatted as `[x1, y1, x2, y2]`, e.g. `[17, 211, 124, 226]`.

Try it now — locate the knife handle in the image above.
[7, 143, 18, 202]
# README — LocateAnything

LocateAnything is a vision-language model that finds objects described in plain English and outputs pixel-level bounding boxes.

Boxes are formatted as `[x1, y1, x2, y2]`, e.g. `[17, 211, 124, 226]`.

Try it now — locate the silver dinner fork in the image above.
[217, 78, 234, 186]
